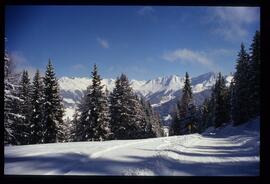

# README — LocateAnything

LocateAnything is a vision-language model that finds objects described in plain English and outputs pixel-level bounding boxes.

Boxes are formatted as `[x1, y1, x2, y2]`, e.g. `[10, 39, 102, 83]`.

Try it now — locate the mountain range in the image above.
[59, 72, 233, 125]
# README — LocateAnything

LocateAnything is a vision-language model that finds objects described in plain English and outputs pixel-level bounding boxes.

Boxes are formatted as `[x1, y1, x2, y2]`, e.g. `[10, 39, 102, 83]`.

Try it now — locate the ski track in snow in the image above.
[5, 118, 259, 176]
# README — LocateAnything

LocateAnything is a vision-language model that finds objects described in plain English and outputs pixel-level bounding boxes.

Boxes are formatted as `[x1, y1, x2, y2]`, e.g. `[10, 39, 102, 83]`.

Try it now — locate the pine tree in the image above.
[43, 59, 65, 143]
[110, 74, 146, 139]
[248, 31, 260, 117]
[89, 64, 111, 140]
[170, 103, 181, 135]
[172, 72, 195, 135]
[58, 117, 72, 142]
[185, 103, 198, 134]
[211, 73, 230, 128]
[140, 99, 163, 137]
[199, 96, 216, 132]
[110, 74, 132, 139]
[57, 105, 67, 143]
[128, 93, 147, 139]
[179, 72, 193, 119]
[130, 95, 147, 139]
[4, 51, 24, 145]
[140, 98, 155, 138]
[152, 111, 163, 137]
[70, 109, 80, 142]
[77, 87, 91, 141]
[228, 77, 235, 123]
[198, 98, 210, 133]
[29, 70, 44, 144]
[201, 73, 231, 130]
[232, 44, 250, 125]
[78, 64, 111, 141]
[16, 70, 32, 145]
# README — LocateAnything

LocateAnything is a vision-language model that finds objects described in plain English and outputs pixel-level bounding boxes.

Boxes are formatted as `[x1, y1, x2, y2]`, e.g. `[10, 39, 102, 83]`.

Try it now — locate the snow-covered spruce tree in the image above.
[198, 98, 209, 133]
[70, 109, 80, 142]
[60, 117, 73, 142]
[211, 73, 230, 128]
[248, 31, 260, 118]
[43, 59, 65, 143]
[179, 72, 195, 134]
[140, 99, 163, 137]
[4, 51, 24, 145]
[228, 77, 235, 124]
[110, 74, 146, 139]
[110, 75, 130, 139]
[15, 70, 32, 145]
[180, 72, 193, 114]
[56, 101, 67, 143]
[152, 111, 163, 137]
[29, 70, 45, 144]
[127, 94, 149, 139]
[232, 44, 250, 125]
[138, 98, 151, 138]
[76, 90, 90, 141]
[171, 72, 196, 135]
[78, 64, 111, 141]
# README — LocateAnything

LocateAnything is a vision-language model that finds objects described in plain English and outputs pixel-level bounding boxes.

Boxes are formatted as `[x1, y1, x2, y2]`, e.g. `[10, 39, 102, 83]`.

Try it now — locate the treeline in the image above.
[70, 64, 163, 142]
[4, 56, 163, 145]
[170, 30, 260, 135]
[5, 59, 65, 145]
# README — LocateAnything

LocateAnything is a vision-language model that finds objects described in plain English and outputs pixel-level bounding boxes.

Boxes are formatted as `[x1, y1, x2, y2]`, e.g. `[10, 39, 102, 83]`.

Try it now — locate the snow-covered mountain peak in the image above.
[59, 72, 233, 121]
[191, 72, 216, 85]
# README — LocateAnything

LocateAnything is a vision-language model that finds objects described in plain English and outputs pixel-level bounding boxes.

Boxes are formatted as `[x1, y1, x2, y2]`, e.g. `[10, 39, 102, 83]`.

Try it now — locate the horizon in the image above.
[5, 6, 260, 80]
[59, 71, 227, 82]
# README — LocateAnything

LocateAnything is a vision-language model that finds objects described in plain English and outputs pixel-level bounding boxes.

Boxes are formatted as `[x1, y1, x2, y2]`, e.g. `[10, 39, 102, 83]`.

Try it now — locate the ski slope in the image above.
[4, 117, 260, 176]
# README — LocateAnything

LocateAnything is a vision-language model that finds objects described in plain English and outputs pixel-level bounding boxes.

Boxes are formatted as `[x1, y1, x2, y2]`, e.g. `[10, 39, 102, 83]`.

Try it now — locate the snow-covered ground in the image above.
[4, 117, 259, 176]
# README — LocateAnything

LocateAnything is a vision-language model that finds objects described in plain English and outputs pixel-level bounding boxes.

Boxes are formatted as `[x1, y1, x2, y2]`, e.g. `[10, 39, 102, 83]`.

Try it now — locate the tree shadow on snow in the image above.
[123, 155, 259, 176]
[5, 149, 259, 176]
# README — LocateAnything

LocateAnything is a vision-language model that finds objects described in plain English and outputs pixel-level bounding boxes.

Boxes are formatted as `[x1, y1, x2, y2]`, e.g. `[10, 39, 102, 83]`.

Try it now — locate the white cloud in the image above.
[10, 51, 27, 65]
[208, 7, 260, 41]
[214, 7, 259, 24]
[20, 66, 45, 79]
[97, 37, 109, 49]
[15, 65, 45, 80]
[10, 51, 44, 79]
[163, 48, 218, 71]
[207, 48, 235, 57]
[137, 6, 155, 16]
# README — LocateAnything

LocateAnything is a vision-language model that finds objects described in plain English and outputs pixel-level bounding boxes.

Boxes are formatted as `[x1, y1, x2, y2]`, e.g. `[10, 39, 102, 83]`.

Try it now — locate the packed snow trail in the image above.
[5, 118, 259, 176]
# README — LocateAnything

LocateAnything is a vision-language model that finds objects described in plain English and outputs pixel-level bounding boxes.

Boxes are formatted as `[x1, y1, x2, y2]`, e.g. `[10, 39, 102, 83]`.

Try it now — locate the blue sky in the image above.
[5, 6, 260, 80]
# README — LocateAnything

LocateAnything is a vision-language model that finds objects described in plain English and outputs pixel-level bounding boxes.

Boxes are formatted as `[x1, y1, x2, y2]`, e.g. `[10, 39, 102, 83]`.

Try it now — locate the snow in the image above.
[58, 77, 116, 94]
[59, 73, 232, 100]
[163, 114, 172, 121]
[192, 83, 204, 93]
[151, 103, 160, 108]
[225, 75, 233, 87]
[9, 113, 25, 119]
[63, 107, 75, 120]
[63, 98, 75, 104]
[4, 117, 259, 175]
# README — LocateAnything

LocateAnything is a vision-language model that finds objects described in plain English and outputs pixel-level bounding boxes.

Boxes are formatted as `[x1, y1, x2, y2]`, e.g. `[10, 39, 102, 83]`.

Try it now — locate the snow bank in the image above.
[202, 117, 260, 137]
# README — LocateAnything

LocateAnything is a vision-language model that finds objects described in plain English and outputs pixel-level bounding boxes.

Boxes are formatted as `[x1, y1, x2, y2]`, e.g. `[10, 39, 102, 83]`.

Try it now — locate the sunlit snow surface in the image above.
[4, 117, 259, 176]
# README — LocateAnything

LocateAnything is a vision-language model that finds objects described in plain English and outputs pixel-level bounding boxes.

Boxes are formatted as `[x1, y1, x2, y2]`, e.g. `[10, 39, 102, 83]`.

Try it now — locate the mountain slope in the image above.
[59, 72, 233, 123]
[4, 117, 259, 175]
